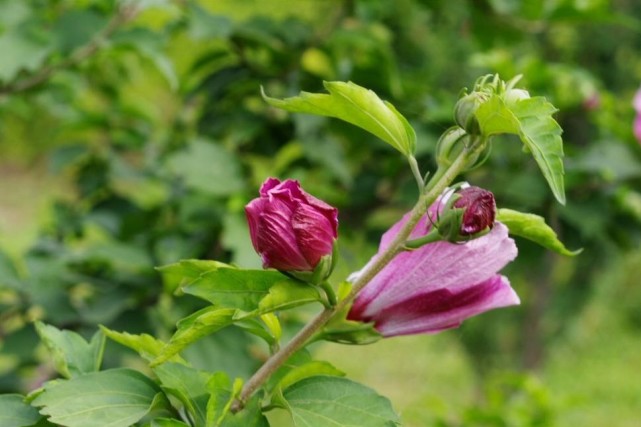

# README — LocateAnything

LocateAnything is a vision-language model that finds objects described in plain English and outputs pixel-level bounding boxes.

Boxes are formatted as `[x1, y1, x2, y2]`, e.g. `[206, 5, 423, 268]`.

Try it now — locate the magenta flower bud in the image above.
[454, 186, 496, 236]
[245, 178, 338, 272]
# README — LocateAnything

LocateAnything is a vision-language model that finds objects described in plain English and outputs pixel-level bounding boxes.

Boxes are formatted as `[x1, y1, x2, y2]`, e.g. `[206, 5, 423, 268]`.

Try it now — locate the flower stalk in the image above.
[231, 136, 488, 412]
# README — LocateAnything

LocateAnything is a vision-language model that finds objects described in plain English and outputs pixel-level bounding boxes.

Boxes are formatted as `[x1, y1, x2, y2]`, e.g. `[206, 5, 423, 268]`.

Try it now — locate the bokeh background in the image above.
[1, 0, 641, 426]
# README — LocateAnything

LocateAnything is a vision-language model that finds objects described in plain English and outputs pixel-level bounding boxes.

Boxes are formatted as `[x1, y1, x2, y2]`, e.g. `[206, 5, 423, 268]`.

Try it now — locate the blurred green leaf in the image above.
[498, 208, 581, 256]
[0, 394, 42, 427]
[52, 10, 107, 53]
[221, 214, 262, 269]
[0, 249, 21, 290]
[188, 4, 233, 40]
[112, 28, 178, 89]
[33, 368, 166, 427]
[281, 376, 401, 427]
[0, 29, 51, 83]
[34, 322, 105, 379]
[262, 81, 416, 156]
[572, 142, 641, 181]
[166, 139, 244, 196]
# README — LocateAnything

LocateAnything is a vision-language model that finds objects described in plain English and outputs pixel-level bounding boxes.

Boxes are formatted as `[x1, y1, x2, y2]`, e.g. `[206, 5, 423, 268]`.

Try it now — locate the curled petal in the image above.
[372, 275, 519, 337]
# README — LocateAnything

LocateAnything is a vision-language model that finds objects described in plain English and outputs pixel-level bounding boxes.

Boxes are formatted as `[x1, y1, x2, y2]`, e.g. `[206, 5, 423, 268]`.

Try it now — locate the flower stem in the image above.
[232, 139, 486, 412]
[408, 155, 425, 193]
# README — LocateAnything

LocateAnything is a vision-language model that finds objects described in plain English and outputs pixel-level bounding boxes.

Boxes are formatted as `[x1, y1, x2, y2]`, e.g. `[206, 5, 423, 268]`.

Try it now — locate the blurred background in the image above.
[1, 0, 641, 426]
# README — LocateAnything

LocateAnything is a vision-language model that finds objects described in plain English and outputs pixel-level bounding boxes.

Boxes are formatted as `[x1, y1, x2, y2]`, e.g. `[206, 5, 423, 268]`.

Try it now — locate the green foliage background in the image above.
[1, 0, 641, 425]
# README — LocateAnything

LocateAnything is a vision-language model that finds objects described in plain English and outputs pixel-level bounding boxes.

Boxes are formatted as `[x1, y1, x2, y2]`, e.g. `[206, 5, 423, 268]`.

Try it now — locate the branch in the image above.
[0, 5, 138, 96]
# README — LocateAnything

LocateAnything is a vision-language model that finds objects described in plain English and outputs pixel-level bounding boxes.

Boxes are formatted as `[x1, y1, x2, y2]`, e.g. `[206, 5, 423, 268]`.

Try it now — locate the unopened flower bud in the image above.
[453, 186, 496, 236]
[503, 88, 530, 108]
[245, 178, 338, 275]
[454, 92, 486, 135]
[436, 126, 469, 168]
[430, 186, 496, 243]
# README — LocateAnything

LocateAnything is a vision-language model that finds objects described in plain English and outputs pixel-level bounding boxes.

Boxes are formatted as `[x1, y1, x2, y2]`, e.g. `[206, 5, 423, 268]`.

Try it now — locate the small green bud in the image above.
[503, 88, 530, 108]
[454, 92, 487, 135]
[436, 126, 469, 168]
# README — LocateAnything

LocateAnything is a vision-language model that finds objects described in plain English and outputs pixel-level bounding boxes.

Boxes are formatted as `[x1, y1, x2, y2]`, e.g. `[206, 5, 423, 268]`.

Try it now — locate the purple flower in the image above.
[245, 178, 338, 272]
[454, 186, 496, 236]
[347, 206, 519, 337]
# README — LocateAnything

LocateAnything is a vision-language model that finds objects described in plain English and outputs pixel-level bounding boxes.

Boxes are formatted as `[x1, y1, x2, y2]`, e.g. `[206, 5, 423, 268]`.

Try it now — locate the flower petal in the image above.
[373, 275, 519, 337]
[352, 220, 517, 319]
[292, 204, 336, 268]
[256, 199, 311, 271]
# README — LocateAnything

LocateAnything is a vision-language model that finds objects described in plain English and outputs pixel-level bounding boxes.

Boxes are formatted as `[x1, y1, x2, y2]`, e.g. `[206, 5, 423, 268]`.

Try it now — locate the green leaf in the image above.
[52, 9, 107, 53]
[33, 368, 165, 427]
[498, 208, 581, 256]
[251, 280, 322, 318]
[217, 396, 268, 427]
[206, 376, 267, 427]
[166, 139, 244, 196]
[112, 28, 178, 90]
[151, 419, 191, 427]
[475, 95, 521, 135]
[100, 327, 186, 364]
[0, 394, 42, 427]
[276, 361, 344, 394]
[183, 267, 319, 313]
[282, 376, 400, 427]
[187, 4, 232, 40]
[153, 363, 210, 426]
[262, 81, 416, 156]
[34, 322, 105, 378]
[0, 249, 21, 290]
[156, 259, 229, 293]
[151, 307, 236, 367]
[475, 93, 566, 205]
[510, 97, 566, 205]
[0, 29, 51, 83]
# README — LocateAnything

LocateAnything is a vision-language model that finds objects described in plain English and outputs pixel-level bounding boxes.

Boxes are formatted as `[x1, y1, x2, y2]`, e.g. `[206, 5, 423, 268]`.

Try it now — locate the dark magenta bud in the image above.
[245, 178, 338, 272]
[454, 186, 496, 236]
